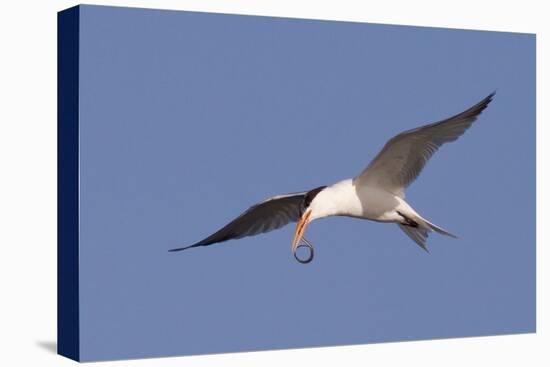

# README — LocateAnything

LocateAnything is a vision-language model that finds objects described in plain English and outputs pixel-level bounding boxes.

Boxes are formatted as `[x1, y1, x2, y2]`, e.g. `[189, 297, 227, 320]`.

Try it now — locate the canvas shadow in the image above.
[36, 340, 57, 354]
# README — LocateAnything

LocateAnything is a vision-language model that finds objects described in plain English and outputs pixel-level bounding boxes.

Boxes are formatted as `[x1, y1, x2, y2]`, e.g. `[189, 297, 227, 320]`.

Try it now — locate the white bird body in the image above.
[170, 92, 494, 262]
[309, 178, 410, 223]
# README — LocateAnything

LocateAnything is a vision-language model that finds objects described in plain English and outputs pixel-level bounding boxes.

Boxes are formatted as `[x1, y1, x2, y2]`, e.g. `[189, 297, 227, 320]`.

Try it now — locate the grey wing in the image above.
[169, 192, 306, 251]
[355, 92, 495, 197]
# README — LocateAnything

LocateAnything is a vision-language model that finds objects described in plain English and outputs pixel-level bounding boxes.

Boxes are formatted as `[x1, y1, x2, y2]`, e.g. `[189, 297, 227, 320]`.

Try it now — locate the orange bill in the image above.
[292, 208, 312, 252]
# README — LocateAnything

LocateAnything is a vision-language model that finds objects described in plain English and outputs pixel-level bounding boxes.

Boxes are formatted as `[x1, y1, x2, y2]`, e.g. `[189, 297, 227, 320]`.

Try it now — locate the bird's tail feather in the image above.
[421, 217, 458, 239]
[398, 224, 430, 252]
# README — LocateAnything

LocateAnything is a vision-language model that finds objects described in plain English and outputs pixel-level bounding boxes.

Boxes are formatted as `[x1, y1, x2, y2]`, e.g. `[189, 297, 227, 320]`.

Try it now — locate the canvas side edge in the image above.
[57, 5, 80, 362]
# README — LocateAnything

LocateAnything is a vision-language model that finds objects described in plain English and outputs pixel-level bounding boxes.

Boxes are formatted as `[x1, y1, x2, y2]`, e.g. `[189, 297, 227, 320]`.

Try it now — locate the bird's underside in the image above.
[170, 92, 494, 263]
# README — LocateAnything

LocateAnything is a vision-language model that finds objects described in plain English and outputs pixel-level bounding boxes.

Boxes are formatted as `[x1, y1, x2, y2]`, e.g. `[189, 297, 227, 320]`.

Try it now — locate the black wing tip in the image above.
[461, 90, 496, 119]
[168, 243, 201, 252]
[485, 90, 496, 103]
[477, 90, 496, 108]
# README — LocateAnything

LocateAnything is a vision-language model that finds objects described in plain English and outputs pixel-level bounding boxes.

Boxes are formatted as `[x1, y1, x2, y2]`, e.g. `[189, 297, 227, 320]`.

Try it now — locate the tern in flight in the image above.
[170, 92, 495, 263]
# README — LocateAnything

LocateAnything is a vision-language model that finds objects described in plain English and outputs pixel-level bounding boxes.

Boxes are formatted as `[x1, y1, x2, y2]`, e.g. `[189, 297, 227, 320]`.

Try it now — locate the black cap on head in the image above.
[302, 186, 327, 211]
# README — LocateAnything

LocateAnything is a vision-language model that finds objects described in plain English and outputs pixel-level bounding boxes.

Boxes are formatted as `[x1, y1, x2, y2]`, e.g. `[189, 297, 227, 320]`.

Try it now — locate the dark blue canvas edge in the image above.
[57, 5, 80, 362]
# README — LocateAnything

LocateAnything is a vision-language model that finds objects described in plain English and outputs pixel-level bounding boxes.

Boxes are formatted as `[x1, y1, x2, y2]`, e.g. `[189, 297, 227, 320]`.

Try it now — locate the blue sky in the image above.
[77, 5, 535, 361]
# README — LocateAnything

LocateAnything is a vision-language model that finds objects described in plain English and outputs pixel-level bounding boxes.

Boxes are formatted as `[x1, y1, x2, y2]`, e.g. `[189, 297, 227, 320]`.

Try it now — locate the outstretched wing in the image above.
[355, 92, 495, 197]
[169, 192, 306, 252]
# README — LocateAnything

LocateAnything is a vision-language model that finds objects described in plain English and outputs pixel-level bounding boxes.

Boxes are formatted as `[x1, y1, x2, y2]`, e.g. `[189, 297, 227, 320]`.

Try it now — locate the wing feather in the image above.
[355, 92, 495, 197]
[169, 192, 306, 251]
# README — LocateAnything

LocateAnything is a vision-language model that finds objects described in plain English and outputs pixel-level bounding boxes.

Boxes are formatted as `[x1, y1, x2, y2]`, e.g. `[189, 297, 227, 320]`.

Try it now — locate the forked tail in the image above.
[397, 212, 458, 252]
[421, 217, 458, 239]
